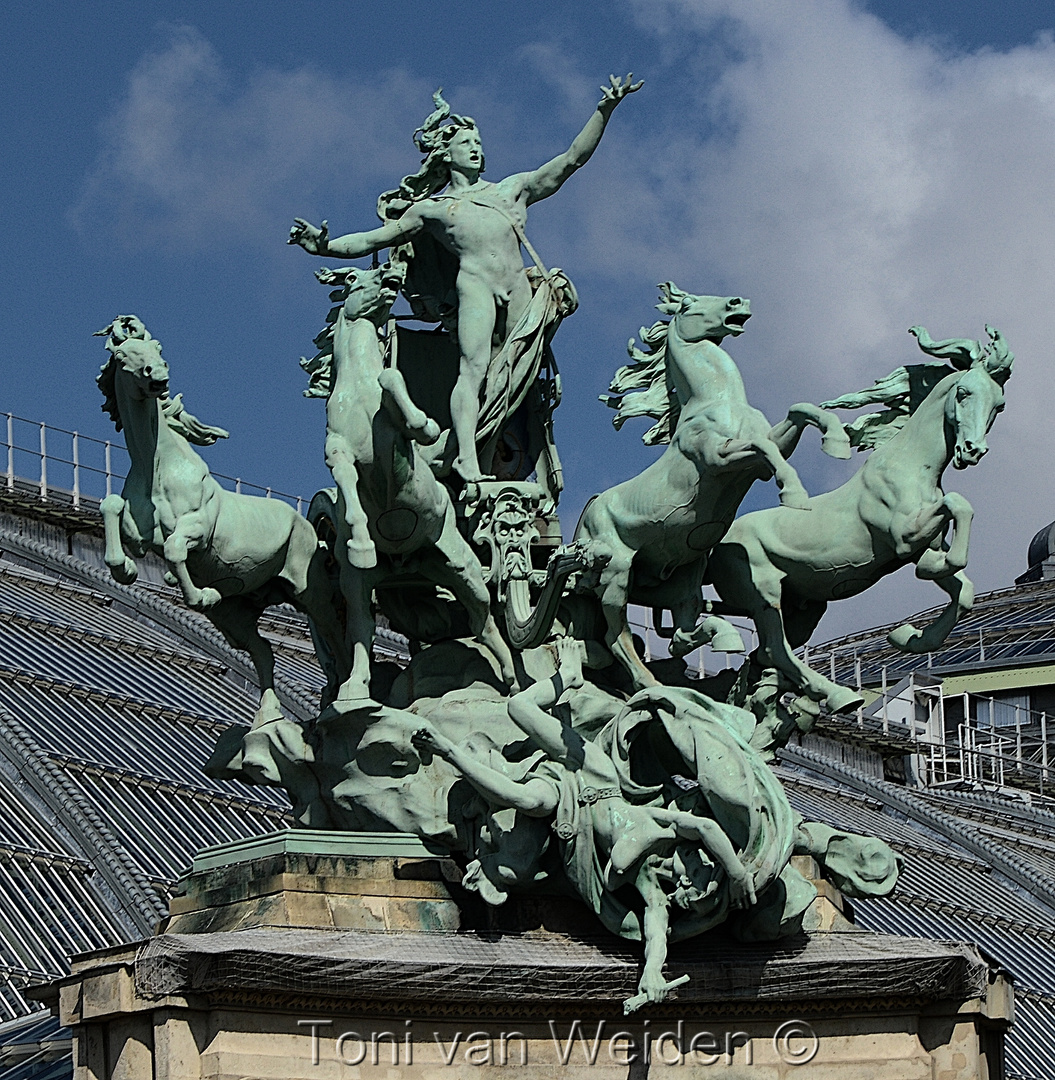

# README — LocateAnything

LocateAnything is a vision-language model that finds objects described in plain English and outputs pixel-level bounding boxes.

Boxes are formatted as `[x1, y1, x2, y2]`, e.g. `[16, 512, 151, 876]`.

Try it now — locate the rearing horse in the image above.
[574, 283, 851, 690]
[96, 317, 348, 723]
[706, 325, 1013, 711]
[306, 264, 516, 700]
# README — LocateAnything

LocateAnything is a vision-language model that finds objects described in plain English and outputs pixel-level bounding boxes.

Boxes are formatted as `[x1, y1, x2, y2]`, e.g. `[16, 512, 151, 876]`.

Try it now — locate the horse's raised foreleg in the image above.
[100, 494, 139, 584]
[430, 506, 517, 688]
[378, 368, 441, 445]
[769, 404, 852, 460]
[329, 454, 377, 570]
[164, 515, 221, 610]
[741, 438, 812, 510]
[888, 570, 974, 654]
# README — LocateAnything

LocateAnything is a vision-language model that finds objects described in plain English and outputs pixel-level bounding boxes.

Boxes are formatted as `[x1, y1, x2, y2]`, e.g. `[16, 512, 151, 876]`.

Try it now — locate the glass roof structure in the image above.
[808, 578, 1055, 689]
[0, 496, 1051, 1079]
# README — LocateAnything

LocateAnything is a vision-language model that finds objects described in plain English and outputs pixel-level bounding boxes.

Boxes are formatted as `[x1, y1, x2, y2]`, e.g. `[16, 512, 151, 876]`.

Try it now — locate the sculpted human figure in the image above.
[412, 638, 755, 1012]
[290, 75, 641, 482]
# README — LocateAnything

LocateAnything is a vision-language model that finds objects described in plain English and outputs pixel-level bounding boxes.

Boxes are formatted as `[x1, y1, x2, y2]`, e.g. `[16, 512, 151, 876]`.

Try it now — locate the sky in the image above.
[3, 0, 1055, 643]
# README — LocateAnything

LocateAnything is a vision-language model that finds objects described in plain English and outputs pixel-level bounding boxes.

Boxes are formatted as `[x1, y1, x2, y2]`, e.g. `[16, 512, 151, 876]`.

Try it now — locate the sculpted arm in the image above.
[411, 727, 557, 816]
[289, 206, 426, 259]
[519, 74, 642, 205]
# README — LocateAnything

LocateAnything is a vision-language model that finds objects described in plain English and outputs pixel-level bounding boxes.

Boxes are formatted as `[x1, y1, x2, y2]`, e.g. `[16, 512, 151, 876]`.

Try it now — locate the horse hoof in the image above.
[252, 690, 284, 728]
[887, 624, 923, 652]
[417, 418, 441, 446]
[821, 434, 852, 460]
[109, 558, 138, 585]
[336, 679, 372, 703]
[346, 538, 378, 570]
[710, 626, 746, 653]
[192, 587, 222, 610]
[826, 684, 865, 713]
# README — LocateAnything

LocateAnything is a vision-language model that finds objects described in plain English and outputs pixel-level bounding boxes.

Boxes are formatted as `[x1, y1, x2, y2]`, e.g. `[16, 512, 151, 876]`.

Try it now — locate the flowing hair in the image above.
[376, 90, 482, 324]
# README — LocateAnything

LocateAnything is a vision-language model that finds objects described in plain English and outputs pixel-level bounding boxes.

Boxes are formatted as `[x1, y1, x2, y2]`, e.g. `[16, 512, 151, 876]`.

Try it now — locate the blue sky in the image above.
[4, 0, 1055, 639]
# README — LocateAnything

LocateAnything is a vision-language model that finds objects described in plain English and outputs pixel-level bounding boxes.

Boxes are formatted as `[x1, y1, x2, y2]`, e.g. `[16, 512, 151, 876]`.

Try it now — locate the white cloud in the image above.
[71, 25, 431, 249]
[538, 0, 1055, 637]
[72, 10, 1055, 642]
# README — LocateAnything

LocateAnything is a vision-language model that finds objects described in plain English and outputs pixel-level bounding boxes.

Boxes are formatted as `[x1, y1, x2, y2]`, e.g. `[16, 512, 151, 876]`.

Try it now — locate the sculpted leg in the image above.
[772, 404, 852, 460]
[661, 573, 745, 657]
[599, 548, 658, 689]
[100, 494, 139, 584]
[207, 599, 282, 725]
[431, 507, 517, 687]
[888, 570, 974, 653]
[163, 520, 221, 610]
[336, 561, 374, 702]
[750, 439, 811, 510]
[329, 455, 376, 570]
[450, 278, 498, 483]
[378, 369, 440, 445]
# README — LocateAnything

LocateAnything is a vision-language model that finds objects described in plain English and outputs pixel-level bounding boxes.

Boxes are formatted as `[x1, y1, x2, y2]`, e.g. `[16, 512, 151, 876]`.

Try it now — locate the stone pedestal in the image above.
[39, 830, 1012, 1079]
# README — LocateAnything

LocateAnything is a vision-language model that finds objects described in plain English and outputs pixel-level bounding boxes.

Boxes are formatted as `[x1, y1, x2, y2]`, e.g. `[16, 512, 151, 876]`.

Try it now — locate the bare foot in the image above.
[452, 456, 495, 484]
[555, 636, 586, 690]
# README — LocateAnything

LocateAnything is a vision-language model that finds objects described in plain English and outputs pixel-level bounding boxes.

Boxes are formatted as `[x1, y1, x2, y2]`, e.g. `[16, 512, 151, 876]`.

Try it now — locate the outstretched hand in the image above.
[289, 217, 329, 255]
[599, 73, 644, 112]
[411, 726, 455, 762]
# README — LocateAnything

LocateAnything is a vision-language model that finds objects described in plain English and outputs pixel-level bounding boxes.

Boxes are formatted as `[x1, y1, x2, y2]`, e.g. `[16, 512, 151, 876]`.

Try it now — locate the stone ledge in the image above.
[133, 926, 997, 1010]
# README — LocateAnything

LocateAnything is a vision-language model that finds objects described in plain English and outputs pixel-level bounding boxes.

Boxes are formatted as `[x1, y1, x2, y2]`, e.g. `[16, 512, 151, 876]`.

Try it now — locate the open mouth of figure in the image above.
[726, 312, 751, 329]
[148, 379, 169, 395]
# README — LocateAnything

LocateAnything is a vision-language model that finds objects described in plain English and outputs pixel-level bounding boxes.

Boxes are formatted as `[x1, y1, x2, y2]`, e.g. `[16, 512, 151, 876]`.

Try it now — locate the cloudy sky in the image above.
[3, 0, 1055, 642]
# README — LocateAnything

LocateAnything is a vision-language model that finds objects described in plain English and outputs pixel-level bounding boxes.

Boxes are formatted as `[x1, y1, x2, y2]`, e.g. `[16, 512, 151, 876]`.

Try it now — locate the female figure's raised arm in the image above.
[520, 73, 642, 206]
[288, 206, 426, 259]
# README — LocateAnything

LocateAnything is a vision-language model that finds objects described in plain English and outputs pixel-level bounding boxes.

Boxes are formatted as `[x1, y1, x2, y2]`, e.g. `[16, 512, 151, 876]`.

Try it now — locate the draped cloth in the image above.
[603, 686, 813, 940]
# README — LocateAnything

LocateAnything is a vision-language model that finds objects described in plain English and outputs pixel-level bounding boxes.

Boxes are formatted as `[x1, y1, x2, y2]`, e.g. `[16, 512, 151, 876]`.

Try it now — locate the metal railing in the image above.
[826, 670, 1055, 796]
[3, 412, 306, 514]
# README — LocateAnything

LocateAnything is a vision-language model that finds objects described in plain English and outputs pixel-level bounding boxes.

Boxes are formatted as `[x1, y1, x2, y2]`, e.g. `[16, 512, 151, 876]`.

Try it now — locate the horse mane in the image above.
[821, 324, 1012, 451]
[601, 283, 691, 446]
[821, 362, 953, 450]
[95, 316, 229, 445]
[300, 294, 344, 399]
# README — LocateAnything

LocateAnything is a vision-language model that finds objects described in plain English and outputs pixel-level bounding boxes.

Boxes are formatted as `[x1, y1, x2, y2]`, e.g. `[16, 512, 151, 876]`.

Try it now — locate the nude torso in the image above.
[416, 180, 533, 324]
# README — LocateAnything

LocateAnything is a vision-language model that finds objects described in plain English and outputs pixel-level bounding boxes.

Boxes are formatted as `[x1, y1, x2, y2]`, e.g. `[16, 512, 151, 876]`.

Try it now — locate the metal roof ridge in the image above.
[781, 743, 1055, 919]
[0, 528, 318, 722]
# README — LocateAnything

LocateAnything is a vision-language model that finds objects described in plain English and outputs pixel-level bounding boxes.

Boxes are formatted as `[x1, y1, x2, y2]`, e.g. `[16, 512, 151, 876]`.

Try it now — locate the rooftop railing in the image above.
[3, 412, 306, 515]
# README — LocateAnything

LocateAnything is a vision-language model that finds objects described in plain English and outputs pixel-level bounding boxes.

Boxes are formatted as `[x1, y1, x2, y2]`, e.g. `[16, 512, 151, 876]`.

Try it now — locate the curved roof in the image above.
[0, 497, 1052, 1079]
[809, 577, 1055, 689]
[0, 519, 297, 1022]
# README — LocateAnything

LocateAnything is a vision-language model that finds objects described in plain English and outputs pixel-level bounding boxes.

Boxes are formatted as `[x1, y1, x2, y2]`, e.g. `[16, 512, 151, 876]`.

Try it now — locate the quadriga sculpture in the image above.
[96, 316, 347, 723]
[304, 264, 516, 701]
[575, 283, 851, 689]
[707, 325, 1013, 711]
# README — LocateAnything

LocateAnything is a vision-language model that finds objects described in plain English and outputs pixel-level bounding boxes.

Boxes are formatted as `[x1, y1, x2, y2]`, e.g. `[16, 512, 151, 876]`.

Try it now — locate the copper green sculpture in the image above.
[574, 282, 851, 690]
[96, 316, 348, 723]
[92, 78, 1020, 1011]
[290, 75, 640, 484]
[707, 325, 1012, 711]
[300, 263, 516, 700]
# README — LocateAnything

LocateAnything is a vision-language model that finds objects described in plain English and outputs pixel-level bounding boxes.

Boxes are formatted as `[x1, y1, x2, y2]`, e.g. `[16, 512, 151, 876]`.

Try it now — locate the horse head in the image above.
[112, 337, 170, 400]
[657, 282, 751, 344]
[333, 264, 405, 326]
[911, 325, 1012, 470]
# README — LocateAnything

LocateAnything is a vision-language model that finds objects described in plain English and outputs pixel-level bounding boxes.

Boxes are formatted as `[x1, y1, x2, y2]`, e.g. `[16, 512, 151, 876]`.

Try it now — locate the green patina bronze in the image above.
[91, 77, 1015, 1012]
